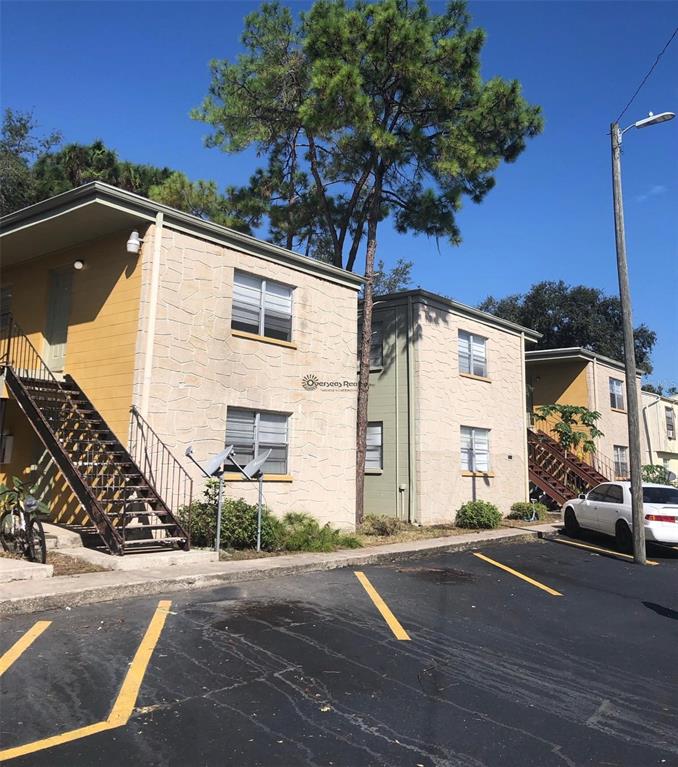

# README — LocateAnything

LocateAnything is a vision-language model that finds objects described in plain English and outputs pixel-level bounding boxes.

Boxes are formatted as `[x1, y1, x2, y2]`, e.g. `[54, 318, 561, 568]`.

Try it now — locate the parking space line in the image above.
[472, 553, 562, 596]
[354, 571, 411, 640]
[553, 538, 659, 565]
[0, 600, 172, 763]
[0, 621, 51, 677]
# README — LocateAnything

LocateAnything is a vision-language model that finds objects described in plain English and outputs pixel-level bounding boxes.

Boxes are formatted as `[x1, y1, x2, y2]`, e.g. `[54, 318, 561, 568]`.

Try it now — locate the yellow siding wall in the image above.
[527, 360, 590, 439]
[1, 230, 143, 520]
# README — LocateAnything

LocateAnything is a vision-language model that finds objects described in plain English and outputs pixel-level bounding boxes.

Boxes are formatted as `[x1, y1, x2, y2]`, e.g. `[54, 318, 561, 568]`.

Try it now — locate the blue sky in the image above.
[2, 1, 676, 383]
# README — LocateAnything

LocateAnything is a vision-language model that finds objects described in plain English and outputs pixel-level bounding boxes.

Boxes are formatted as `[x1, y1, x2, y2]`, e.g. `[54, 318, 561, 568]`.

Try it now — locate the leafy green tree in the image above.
[0, 109, 61, 216]
[480, 280, 656, 373]
[194, 0, 542, 523]
[641, 382, 677, 397]
[534, 404, 604, 455]
[372, 258, 414, 296]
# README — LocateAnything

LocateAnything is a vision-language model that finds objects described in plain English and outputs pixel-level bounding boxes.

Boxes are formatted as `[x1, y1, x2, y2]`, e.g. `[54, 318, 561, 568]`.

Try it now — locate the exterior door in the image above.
[44, 269, 73, 373]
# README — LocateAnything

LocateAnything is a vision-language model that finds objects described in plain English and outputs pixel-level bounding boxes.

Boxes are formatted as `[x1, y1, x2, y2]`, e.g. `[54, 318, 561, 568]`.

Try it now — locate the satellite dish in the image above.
[205, 446, 235, 477]
[185, 446, 194, 458]
[242, 449, 271, 479]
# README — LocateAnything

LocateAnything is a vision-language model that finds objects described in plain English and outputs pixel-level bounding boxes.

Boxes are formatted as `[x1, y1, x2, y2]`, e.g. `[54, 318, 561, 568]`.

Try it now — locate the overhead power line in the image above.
[615, 25, 678, 124]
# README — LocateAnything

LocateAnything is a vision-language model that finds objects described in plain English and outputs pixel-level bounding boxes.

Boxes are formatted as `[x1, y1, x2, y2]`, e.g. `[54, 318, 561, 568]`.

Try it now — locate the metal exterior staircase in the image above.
[527, 428, 609, 507]
[1, 313, 189, 555]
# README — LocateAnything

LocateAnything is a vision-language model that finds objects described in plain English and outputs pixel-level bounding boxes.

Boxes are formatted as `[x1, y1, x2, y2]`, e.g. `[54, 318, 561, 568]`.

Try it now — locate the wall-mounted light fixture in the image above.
[126, 230, 143, 255]
[73, 259, 85, 271]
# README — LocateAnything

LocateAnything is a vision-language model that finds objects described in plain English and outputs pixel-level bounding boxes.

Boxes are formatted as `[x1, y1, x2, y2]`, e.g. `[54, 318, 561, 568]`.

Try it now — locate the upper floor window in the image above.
[358, 321, 383, 369]
[613, 445, 629, 479]
[666, 407, 676, 440]
[225, 407, 289, 475]
[458, 330, 487, 378]
[365, 422, 383, 470]
[460, 426, 490, 472]
[609, 378, 624, 410]
[231, 271, 293, 342]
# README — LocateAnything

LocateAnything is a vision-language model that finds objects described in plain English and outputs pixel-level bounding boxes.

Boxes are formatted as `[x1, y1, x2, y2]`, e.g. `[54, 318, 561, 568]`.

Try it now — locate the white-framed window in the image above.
[225, 408, 289, 475]
[358, 322, 383, 369]
[665, 407, 676, 440]
[231, 270, 293, 342]
[458, 330, 487, 377]
[613, 445, 629, 479]
[460, 426, 490, 472]
[366, 422, 383, 470]
[609, 377, 625, 410]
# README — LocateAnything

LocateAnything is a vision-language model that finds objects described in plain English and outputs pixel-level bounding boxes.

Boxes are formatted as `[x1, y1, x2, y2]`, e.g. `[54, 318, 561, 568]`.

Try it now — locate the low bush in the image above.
[507, 501, 548, 521]
[455, 500, 502, 529]
[359, 514, 405, 537]
[277, 512, 361, 552]
[177, 484, 360, 553]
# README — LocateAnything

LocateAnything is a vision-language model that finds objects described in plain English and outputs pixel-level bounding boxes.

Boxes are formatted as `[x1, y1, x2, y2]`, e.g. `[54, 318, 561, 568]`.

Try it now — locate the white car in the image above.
[562, 482, 678, 550]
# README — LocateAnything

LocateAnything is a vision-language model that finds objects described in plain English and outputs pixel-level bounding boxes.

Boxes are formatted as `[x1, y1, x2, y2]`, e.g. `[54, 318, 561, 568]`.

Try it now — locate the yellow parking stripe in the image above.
[0, 621, 51, 677]
[355, 571, 411, 640]
[473, 553, 562, 596]
[0, 600, 172, 762]
[554, 538, 659, 565]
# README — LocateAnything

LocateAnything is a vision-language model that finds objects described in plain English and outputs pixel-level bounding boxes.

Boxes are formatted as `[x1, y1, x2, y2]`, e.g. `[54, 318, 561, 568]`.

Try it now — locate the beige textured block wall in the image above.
[413, 303, 528, 523]
[133, 226, 359, 528]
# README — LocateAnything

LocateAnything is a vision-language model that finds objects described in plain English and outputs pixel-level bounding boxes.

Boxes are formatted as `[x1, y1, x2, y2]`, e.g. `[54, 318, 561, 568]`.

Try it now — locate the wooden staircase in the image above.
[528, 428, 609, 507]
[1, 313, 189, 555]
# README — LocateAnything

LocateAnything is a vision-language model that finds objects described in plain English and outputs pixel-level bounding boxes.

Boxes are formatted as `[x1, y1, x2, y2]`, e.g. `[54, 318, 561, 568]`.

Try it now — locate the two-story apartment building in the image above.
[525, 347, 643, 480]
[641, 391, 678, 479]
[0, 183, 362, 552]
[361, 290, 541, 524]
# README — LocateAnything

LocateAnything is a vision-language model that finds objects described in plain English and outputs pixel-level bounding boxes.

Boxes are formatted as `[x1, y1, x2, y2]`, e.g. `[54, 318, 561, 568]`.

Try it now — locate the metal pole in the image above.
[256, 474, 263, 552]
[215, 472, 224, 555]
[610, 122, 646, 565]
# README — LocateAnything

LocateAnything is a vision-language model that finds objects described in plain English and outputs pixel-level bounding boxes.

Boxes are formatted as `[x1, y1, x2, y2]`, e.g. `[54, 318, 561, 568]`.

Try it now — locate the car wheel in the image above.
[563, 507, 580, 537]
[615, 521, 633, 554]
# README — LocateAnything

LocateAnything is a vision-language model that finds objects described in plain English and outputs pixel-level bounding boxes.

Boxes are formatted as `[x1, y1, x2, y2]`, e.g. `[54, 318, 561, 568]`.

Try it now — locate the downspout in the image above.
[394, 312, 400, 519]
[520, 332, 529, 501]
[406, 296, 418, 524]
[591, 357, 600, 453]
[140, 212, 163, 417]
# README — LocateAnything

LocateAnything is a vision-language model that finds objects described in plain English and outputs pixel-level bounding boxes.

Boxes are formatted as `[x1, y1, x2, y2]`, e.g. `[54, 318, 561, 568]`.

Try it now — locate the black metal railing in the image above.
[129, 405, 193, 515]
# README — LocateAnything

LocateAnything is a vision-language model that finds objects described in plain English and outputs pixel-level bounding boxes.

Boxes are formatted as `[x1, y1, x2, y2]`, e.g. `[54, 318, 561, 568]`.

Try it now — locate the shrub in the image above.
[359, 514, 405, 537]
[277, 512, 362, 552]
[507, 501, 548, 521]
[455, 500, 501, 529]
[642, 464, 676, 486]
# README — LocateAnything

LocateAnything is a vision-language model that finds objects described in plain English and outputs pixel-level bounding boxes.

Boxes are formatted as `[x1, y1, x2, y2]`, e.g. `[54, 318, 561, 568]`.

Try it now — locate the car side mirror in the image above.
[578, 493, 586, 500]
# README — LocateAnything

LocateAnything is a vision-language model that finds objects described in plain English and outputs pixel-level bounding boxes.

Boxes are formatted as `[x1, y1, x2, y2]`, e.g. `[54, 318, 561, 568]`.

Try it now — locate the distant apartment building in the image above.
[525, 347, 643, 480]
[361, 290, 541, 524]
[641, 391, 678, 479]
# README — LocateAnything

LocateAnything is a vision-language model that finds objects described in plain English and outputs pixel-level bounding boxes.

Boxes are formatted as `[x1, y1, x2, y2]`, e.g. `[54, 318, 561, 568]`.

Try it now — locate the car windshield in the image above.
[643, 487, 678, 504]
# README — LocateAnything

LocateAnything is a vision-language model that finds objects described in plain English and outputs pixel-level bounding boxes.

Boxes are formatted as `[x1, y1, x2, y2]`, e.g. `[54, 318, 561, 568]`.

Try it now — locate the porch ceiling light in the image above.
[126, 230, 143, 254]
[73, 259, 85, 270]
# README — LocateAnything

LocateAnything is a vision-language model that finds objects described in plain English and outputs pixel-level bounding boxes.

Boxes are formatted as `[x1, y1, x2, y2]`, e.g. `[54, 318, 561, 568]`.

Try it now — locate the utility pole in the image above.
[610, 121, 646, 565]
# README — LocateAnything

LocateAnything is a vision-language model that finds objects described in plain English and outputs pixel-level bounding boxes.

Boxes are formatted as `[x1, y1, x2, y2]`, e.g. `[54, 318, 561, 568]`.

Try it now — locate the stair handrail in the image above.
[530, 429, 609, 483]
[129, 405, 193, 514]
[528, 431, 600, 497]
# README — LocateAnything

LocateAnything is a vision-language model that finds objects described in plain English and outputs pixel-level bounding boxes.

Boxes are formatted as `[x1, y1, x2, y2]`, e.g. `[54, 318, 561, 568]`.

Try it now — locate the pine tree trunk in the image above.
[355, 210, 378, 527]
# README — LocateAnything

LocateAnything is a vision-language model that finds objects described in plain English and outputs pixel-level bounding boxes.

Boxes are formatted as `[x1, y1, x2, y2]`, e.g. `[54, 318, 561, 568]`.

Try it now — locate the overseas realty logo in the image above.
[302, 374, 358, 392]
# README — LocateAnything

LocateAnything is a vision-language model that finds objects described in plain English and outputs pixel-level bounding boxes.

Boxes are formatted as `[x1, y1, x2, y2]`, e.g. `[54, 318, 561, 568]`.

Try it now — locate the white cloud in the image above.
[635, 184, 668, 203]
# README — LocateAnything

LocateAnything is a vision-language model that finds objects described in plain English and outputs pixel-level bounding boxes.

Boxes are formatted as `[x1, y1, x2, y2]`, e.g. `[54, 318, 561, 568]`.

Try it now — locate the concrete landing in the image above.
[55, 546, 219, 571]
[0, 556, 53, 581]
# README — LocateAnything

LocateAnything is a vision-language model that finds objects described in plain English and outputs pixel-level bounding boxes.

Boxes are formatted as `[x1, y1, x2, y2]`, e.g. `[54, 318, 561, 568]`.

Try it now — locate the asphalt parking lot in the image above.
[1, 533, 677, 767]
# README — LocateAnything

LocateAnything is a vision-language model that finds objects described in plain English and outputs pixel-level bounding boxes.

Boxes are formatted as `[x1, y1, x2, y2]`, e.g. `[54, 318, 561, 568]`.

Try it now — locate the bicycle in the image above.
[0, 477, 48, 564]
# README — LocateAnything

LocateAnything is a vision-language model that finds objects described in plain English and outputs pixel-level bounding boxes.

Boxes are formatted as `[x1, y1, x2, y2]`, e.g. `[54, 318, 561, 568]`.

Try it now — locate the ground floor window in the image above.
[613, 445, 629, 479]
[366, 422, 383, 470]
[460, 426, 490, 472]
[225, 408, 289, 475]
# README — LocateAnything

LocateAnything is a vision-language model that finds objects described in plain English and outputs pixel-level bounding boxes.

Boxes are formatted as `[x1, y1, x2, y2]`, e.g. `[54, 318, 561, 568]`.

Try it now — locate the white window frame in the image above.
[609, 377, 625, 410]
[460, 426, 490, 473]
[613, 445, 629, 479]
[225, 407, 290, 475]
[365, 422, 383, 471]
[231, 270, 294, 342]
[458, 330, 488, 378]
[665, 407, 676, 440]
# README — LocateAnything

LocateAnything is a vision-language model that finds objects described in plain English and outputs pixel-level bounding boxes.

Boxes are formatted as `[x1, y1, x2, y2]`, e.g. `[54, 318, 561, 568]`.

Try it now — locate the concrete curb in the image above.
[0, 526, 553, 616]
